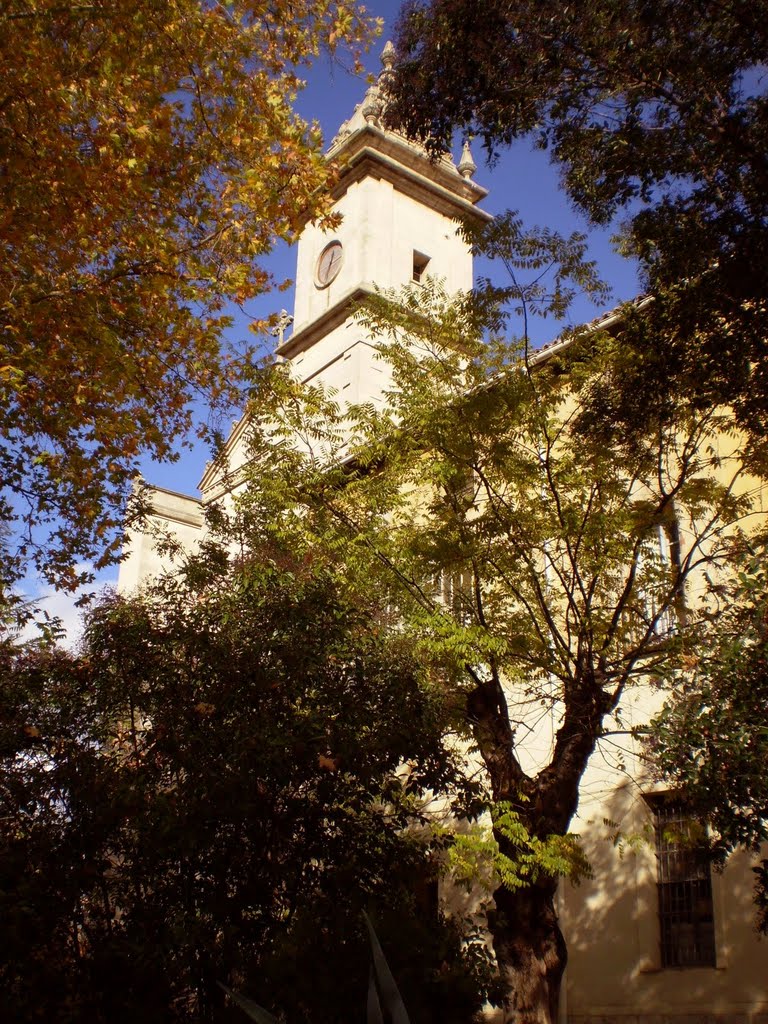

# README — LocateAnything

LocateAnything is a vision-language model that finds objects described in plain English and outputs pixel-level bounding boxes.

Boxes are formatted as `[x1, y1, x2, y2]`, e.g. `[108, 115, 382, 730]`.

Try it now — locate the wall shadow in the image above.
[560, 783, 768, 1023]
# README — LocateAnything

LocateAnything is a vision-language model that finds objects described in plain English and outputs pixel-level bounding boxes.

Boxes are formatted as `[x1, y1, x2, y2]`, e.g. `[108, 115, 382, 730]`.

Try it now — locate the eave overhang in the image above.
[328, 125, 492, 226]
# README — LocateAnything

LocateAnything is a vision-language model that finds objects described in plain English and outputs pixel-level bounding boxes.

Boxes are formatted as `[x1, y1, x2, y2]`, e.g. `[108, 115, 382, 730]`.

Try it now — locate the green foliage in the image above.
[648, 538, 768, 860]
[233, 214, 756, 1013]
[0, 549, 494, 1023]
[386, 0, 768, 454]
[448, 802, 592, 894]
[390, 0, 767, 264]
[462, 212, 611, 330]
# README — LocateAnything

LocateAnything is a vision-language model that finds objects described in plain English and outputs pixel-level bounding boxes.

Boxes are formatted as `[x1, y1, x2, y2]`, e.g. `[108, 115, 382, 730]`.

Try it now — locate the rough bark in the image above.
[488, 879, 566, 1024]
[469, 666, 612, 1024]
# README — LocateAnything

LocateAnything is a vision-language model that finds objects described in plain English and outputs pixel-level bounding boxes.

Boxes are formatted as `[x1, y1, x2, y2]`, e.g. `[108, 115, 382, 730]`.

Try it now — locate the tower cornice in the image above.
[275, 283, 375, 360]
[328, 125, 491, 225]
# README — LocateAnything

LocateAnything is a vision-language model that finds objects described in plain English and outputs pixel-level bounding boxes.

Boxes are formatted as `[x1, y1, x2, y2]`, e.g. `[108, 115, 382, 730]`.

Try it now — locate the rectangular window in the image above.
[636, 524, 678, 638]
[648, 796, 716, 968]
[412, 251, 430, 283]
[430, 568, 473, 625]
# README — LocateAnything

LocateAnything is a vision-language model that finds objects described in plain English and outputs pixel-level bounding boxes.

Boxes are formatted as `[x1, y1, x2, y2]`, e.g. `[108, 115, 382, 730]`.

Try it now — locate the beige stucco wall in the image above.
[464, 400, 768, 1022]
[117, 67, 768, 1022]
[563, 784, 768, 1022]
[289, 328, 391, 409]
[466, 702, 768, 1023]
[118, 485, 203, 593]
[284, 172, 475, 412]
[293, 174, 473, 335]
[495, 646, 768, 1021]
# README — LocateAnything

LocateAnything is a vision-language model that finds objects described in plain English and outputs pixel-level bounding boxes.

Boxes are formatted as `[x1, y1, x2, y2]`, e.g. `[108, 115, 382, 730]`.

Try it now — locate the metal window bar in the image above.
[430, 569, 473, 625]
[652, 799, 716, 968]
[637, 525, 677, 638]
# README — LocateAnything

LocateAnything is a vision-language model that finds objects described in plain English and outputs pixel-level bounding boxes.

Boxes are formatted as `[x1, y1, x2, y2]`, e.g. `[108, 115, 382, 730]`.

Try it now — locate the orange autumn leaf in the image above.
[0, 0, 377, 591]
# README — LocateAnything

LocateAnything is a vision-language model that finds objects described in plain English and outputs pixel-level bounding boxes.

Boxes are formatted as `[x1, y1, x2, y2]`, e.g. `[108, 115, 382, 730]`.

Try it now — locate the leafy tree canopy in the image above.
[231, 213, 757, 1021]
[385, 0, 768, 453]
[0, 0, 375, 593]
[648, 539, 768, 931]
[0, 546, 495, 1022]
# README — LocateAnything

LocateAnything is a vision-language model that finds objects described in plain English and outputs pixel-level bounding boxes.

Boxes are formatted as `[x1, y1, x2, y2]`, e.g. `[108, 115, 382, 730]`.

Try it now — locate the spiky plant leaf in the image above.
[218, 982, 280, 1024]
[367, 964, 386, 1024]
[363, 911, 411, 1024]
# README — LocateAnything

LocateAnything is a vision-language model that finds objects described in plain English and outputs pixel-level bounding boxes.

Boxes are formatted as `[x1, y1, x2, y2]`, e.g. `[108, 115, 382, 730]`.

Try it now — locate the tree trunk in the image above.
[467, 670, 605, 1023]
[488, 878, 566, 1024]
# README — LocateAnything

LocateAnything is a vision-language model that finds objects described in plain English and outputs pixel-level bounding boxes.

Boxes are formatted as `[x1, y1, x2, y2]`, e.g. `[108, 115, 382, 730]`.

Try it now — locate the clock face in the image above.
[316, 241, 343, 287]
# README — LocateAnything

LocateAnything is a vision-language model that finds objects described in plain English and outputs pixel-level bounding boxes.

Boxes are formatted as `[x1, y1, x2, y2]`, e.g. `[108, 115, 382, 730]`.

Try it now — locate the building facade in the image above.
[119, 45, 768, 1024]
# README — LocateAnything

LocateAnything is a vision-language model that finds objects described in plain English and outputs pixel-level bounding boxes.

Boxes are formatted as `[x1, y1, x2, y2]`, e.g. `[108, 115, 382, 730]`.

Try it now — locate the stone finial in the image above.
[377, 42, 397, 119]
[458, 139, 478, 180]
[381, 40, 396, 71]
[362, 84, 383, 126]
[329, 119, 351, 148]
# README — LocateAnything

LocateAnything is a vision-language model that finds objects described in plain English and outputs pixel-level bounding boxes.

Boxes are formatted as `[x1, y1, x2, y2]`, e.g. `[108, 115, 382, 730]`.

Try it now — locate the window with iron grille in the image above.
[637, 525, 678, 639]
[430, 568, 474, 625]
[648, 796, 717, 968]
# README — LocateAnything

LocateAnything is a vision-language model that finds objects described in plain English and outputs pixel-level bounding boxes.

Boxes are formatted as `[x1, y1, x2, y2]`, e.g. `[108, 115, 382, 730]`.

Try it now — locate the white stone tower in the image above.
[279, 41, 490, 409]
[118, 43, 490, 587]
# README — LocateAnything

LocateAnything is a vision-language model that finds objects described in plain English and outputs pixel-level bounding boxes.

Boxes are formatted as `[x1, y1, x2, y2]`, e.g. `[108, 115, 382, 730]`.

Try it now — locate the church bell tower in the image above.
[119, 42, 492, 591]
[273, 41, 491, 409]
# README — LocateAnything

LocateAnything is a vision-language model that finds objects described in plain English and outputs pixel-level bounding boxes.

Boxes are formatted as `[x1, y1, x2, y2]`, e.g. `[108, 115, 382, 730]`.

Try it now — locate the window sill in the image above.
[638, 963, 725, 974]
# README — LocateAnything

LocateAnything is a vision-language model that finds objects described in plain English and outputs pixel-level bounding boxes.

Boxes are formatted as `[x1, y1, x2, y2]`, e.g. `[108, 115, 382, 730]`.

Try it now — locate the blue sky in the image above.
[26, 0, 643, 635]
[143, 0, 641, 500]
